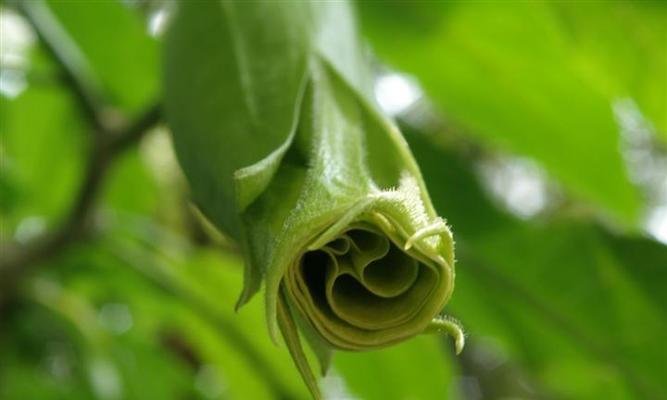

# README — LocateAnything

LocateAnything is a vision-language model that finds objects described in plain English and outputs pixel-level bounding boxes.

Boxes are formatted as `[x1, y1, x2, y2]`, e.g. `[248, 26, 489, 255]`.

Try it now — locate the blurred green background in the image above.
[0, 1, 665, 399]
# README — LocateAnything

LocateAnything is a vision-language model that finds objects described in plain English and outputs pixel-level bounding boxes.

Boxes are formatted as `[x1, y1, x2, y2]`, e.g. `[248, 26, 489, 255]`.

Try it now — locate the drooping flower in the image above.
[164, 2, 462, 397]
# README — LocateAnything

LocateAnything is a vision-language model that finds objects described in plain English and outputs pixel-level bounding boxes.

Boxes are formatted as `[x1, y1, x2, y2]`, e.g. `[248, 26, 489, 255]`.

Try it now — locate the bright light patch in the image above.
[321, 369, 356, 400]
[148, 8, 169, 38]
[88, 358, 123, 400]
[613, 98, 667, 243]
[45, 343, 74, 380]
[645, 205, 667, 245]
[15, 216, 47, 243]
[479, 157, 550, 219]
[140, 127, 181, 186]
[374, 73, 422, 116]
[0, 68, 27, 98]
[195, 365, 227, 399]
[0, 9, 35, 98]
[98, 303, 134, 335]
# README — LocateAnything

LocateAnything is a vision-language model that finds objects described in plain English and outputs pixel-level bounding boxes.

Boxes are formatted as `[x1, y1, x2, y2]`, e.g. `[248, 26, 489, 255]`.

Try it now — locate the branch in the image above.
[0, 1, 162, 302]
[18, 0, 107, 132]
[0, 104, 162, 301]
[109, 102, 162, 155]
[63, 102, 163, 231]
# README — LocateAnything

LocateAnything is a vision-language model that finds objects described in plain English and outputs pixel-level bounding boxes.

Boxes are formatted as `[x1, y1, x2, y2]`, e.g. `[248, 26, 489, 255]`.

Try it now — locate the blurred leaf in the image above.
[7, 236, 292, 400]
[102, 148, 159, 216]
[0, 83, 86, 231]
[24, 275, 197, 400]
[551, 1, 667, 137]
[358, 1, 667, 224]
[106, 337, 195, 400]
[334, 335, 456, 400]
[409, 133, 667, 399]
[88, 217, 312, 399]
[602, 233, 667, 316]
[46, 0, 159, 112]
[159, 248, 313, 400]
[0, 304, 95, 400]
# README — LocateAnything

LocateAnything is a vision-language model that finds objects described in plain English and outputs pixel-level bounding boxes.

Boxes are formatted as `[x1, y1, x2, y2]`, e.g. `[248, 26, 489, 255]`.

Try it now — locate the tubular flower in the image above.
[164, 1, 463, 397]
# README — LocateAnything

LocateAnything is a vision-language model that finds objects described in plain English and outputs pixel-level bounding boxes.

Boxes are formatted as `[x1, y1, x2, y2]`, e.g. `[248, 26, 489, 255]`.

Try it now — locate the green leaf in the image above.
[334, 335, 456, 400]
[7, 276, 197, 400]
[101, 148, 159, 216]
[103, 219, 313, 400]
[19, 224, 312, 400]
[46, 0, 159, 112]
[0, 303, 96, 400]
[409, 133, 667, 399]
[0, 82, 86, 230]
[358, 1, 666, 224]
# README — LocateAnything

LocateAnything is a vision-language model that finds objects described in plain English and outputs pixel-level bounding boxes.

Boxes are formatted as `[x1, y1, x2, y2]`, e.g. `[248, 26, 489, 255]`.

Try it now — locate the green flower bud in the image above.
[164, 1, 462, 397]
